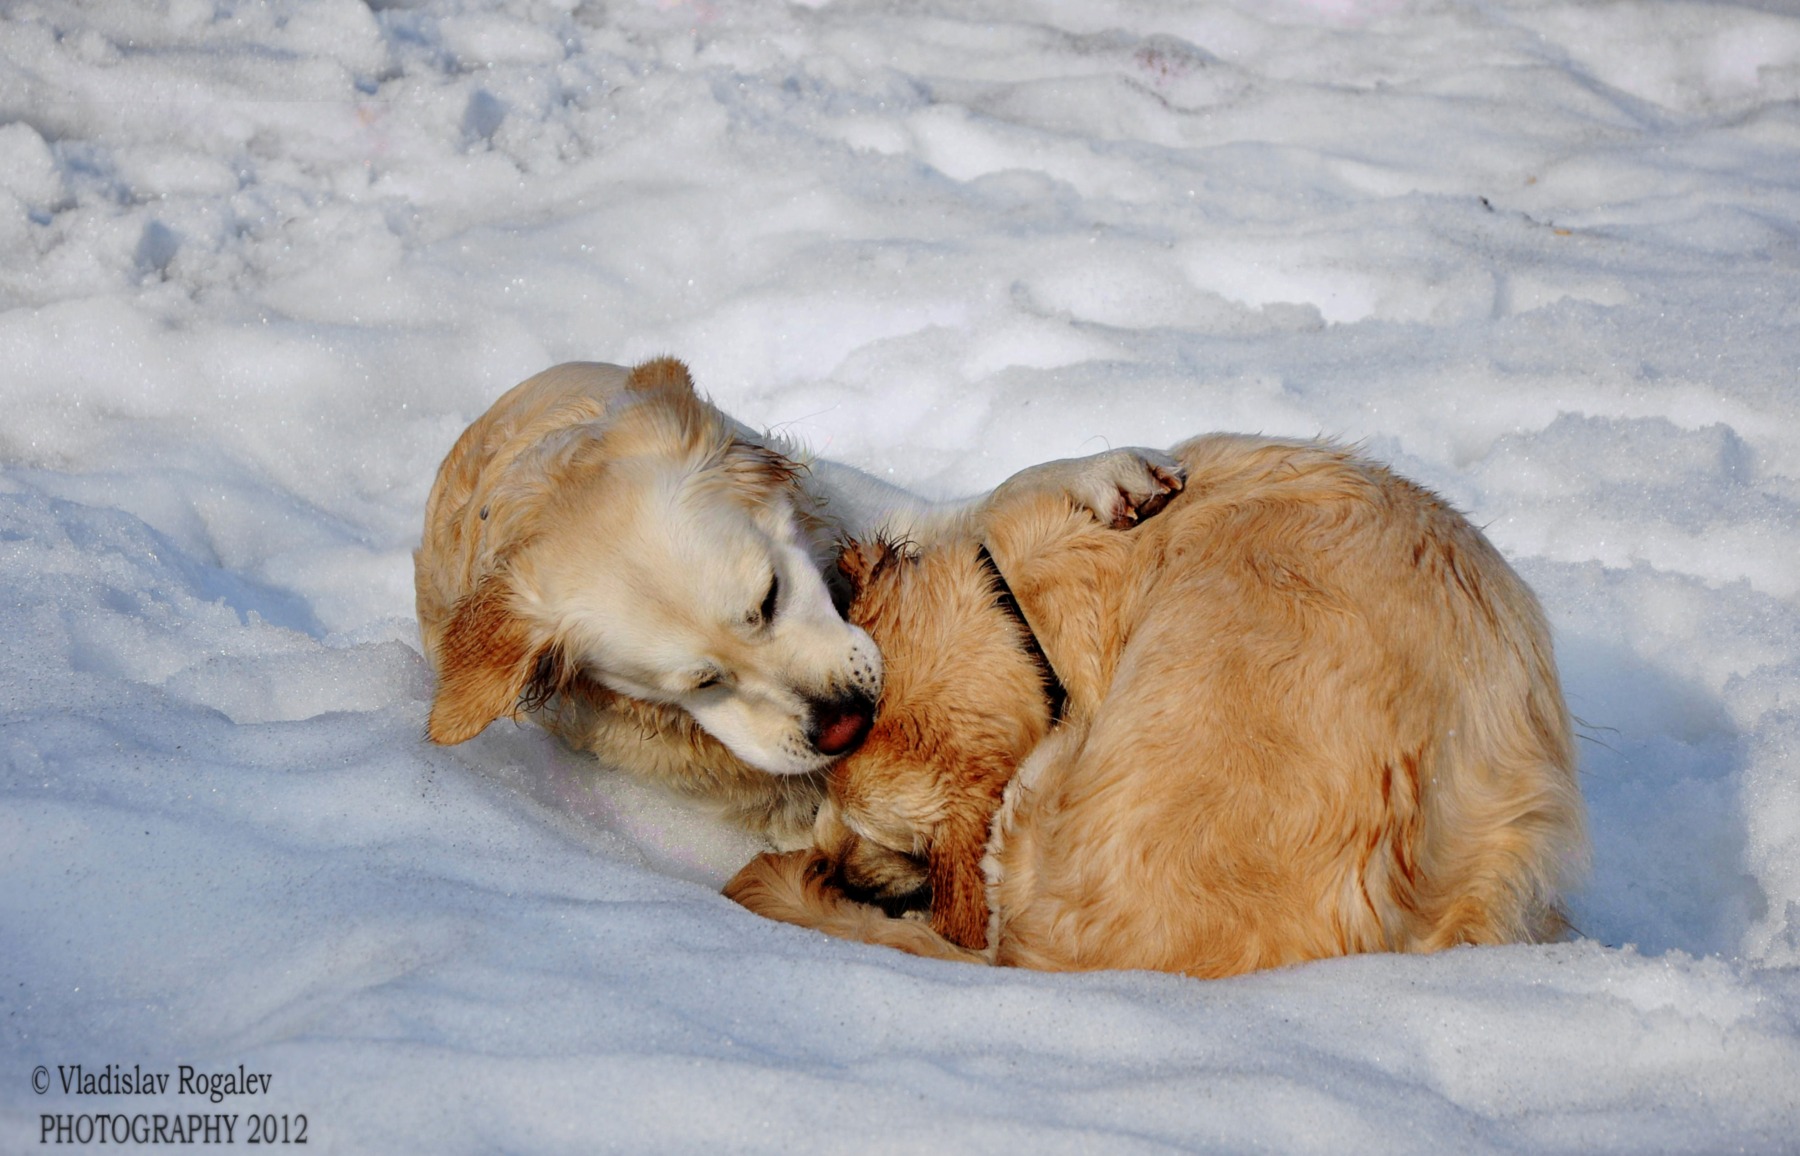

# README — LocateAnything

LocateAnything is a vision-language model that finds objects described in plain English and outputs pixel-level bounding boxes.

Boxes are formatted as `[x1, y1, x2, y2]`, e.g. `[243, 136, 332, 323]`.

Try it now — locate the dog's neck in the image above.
[974, 544, 1066, 726]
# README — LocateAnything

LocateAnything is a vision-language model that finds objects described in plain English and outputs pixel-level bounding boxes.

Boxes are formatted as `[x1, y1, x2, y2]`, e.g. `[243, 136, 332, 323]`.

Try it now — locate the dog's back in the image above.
[981, 434, 1584, 975]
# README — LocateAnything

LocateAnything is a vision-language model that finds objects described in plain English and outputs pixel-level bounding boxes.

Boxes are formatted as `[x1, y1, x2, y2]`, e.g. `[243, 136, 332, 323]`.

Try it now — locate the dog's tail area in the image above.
[724, 851, 988, 965]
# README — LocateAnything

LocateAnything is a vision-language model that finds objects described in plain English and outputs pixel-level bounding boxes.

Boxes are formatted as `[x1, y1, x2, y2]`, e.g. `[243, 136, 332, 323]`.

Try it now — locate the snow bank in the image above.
[2, 0, 1798, 1150]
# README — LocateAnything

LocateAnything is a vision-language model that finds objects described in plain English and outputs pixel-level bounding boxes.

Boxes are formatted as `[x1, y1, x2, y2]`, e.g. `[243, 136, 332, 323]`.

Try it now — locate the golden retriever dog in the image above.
[414, 357, 1182, 846]
[725, 434, 1588, 976]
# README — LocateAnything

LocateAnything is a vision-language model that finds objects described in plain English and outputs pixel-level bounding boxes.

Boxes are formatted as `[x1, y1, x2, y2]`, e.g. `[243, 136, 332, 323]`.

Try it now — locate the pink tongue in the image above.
[815, 709, 870, 756]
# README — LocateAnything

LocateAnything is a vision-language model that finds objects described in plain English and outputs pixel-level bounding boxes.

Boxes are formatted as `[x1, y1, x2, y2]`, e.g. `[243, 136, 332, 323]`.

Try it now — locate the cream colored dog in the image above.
[415, 358, 1181, 845]
[726, 434, 1587, 975]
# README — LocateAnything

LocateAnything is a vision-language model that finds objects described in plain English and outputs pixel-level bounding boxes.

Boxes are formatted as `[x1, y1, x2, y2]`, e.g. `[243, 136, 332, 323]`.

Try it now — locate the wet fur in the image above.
[726, 434, 1588, 975]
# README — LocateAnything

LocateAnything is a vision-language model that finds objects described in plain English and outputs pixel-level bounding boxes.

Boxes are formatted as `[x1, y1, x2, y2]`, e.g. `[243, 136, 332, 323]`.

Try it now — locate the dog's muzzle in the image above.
[808, 689, 876, 758]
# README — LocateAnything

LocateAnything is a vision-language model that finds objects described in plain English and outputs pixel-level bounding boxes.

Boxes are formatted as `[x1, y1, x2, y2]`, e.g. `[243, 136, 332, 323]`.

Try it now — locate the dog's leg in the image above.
[725, 851, 988, 964]
[807, 448, 1183, 544]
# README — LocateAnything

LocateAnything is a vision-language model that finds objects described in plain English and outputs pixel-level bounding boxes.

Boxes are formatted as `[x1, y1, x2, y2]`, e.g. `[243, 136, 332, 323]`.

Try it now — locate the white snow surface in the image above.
[4, 0, 1800, 1151]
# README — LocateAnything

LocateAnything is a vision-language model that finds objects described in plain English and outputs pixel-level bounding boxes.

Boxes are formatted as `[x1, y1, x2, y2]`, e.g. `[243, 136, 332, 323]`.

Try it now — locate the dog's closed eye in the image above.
[748, 571, 780, 628]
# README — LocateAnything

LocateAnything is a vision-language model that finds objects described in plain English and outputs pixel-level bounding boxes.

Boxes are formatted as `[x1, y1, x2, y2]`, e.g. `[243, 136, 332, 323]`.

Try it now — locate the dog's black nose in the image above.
[809, 691, 875, 758]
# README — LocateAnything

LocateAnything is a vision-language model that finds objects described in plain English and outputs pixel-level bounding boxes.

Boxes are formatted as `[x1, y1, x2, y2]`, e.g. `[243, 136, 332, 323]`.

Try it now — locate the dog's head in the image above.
[423, 358, 881, 776]
[832, 536, 1056, 785]
[807, 537, 1058, 909]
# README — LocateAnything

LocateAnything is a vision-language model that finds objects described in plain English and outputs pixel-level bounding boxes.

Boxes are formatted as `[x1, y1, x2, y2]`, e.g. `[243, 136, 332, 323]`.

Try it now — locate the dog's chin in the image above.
[686, 709, 852, 777]
[688, 689, 877, 777]
[738, 745, 840, 777]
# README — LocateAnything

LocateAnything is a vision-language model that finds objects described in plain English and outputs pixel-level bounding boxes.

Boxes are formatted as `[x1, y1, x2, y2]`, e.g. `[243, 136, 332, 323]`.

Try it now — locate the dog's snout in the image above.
[809, 690, 876, 758]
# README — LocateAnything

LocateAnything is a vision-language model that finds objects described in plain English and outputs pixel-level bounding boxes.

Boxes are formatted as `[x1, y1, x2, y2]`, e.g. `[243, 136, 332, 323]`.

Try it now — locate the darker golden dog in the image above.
[726, 434, 1587, 976]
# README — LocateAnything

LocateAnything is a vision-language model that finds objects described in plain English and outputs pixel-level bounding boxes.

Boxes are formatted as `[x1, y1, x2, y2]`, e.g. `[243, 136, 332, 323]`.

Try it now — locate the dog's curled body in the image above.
[727, 434, 1587, 976]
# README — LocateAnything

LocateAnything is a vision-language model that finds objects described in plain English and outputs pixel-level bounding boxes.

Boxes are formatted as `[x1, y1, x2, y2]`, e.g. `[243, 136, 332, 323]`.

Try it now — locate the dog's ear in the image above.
[426, 573, 543, 745]
[721, 437, 804, 492]
[620, 357, 742, 464]
[624, 356, 697, 396]
[928, 818, 992, 951]
[835, 538, 895, 594]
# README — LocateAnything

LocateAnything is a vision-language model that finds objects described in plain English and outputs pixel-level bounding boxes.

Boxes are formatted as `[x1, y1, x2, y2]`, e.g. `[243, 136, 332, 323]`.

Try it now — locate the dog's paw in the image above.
[986, 446, 1186, 530]
[1075, 447, 1186, 529]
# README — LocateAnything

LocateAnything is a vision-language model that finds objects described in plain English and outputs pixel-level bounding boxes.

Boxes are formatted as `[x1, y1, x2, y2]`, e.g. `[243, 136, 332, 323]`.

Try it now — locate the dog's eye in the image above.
[751, 571, 779, 628]
[690, 664, 730, 692]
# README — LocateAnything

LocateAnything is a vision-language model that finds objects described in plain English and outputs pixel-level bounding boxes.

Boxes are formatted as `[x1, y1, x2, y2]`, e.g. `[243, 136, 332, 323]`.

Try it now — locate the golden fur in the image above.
[416, 358, 869, 844]
[808, 538, 1061, 948]
[415, 357, 1185, 847]
[726, 434, 1588, 976]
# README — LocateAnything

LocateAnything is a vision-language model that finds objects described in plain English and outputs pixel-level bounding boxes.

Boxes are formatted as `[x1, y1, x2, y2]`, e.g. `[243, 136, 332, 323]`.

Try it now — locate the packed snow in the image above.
[3, 0, 1800, 1150]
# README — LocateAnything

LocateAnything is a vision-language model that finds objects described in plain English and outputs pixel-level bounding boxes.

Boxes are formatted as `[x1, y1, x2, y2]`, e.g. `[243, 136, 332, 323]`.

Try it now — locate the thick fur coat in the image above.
[415, 357, 1182, 846]
[726, 434, 1588, 976]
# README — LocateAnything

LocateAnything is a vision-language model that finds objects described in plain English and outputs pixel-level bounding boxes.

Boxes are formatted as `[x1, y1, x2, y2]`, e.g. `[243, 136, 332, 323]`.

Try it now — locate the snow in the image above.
[3, 0, 1799, 1150]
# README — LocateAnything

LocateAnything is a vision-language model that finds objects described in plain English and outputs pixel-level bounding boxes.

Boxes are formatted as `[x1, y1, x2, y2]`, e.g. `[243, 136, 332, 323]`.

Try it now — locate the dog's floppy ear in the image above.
[624, 356, 697, 396]
[835, 538, 895, 595]
[837, 536, 916, 591]
[426, 573, 543, 745]
[620, 357, 745, 466]
[721, 437, 804, 492]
